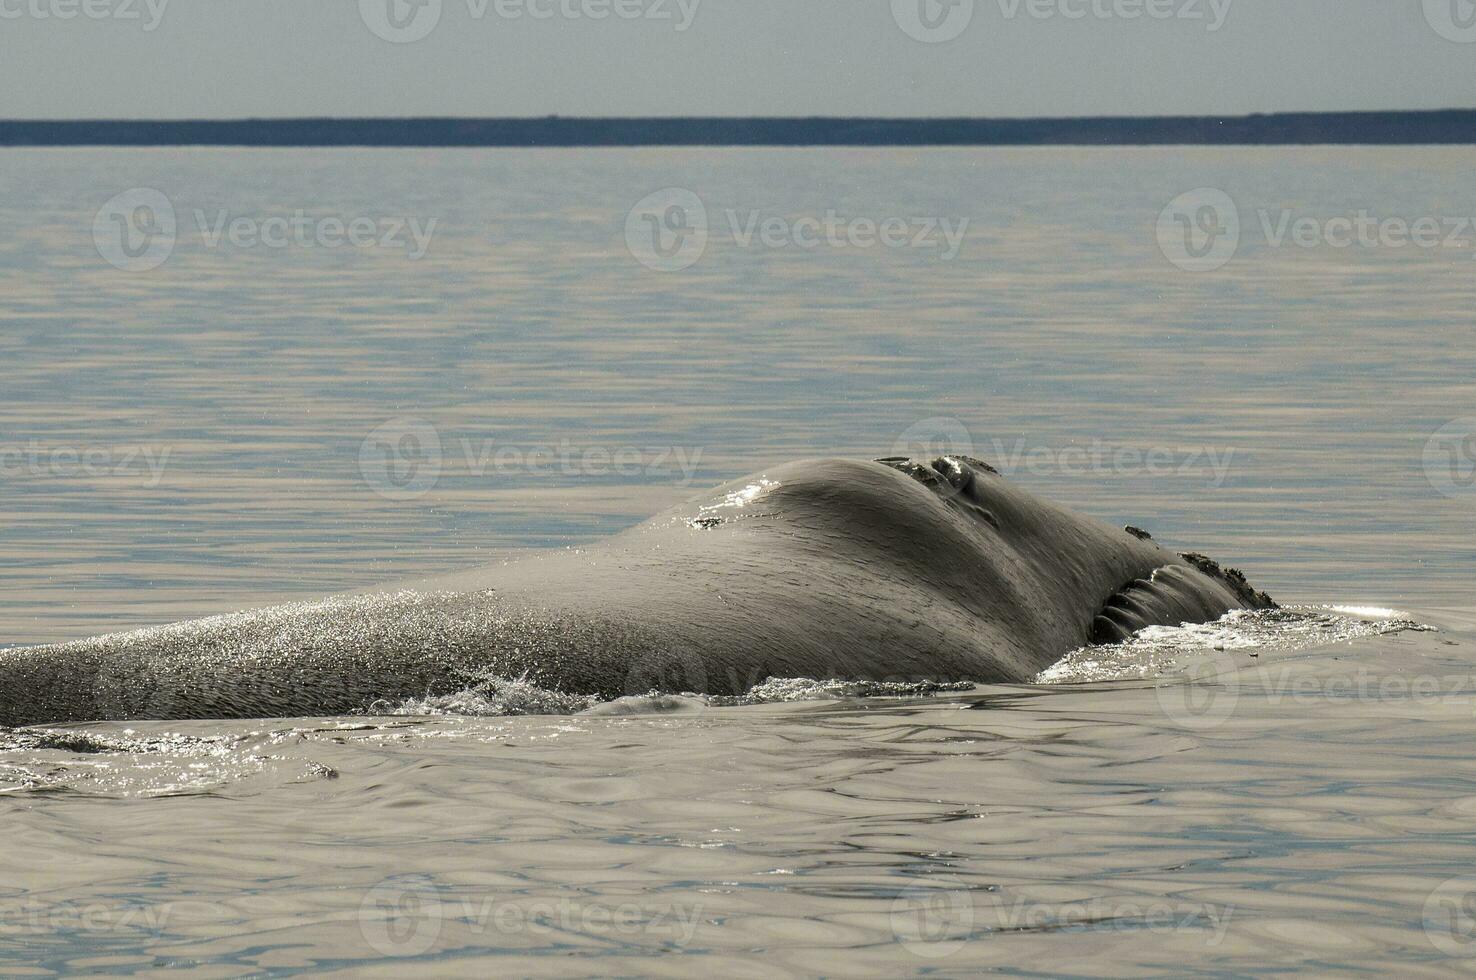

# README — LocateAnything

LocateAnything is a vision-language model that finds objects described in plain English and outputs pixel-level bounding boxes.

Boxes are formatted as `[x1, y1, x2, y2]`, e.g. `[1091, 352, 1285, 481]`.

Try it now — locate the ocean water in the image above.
[2, 147, 1475, 974]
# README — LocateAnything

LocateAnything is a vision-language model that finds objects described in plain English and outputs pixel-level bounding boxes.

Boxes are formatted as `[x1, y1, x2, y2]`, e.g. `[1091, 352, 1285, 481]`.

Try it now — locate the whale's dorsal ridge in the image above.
[1179, 552, 1278, 610]
[872, 455, 1001, 505]
[874, 454, 999, 476]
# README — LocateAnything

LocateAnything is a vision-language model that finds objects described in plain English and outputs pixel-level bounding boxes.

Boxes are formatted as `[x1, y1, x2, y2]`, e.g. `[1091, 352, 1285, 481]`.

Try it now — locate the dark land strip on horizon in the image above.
[3, 111, 1476, 146]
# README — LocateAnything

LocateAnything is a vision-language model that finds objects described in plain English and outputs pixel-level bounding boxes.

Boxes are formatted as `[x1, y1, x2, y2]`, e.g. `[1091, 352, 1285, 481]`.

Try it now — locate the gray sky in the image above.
[0, 0, 1472, 118]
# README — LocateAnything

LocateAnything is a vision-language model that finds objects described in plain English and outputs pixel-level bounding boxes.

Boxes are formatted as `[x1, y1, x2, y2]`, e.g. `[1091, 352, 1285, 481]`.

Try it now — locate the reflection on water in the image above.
[1, 147, 1475, 973]
[2, 614, 1474, 974]
[1, 147, 1474, 645]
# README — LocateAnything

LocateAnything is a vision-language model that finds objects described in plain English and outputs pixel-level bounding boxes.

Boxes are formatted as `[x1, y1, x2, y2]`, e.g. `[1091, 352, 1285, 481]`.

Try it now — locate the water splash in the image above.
[1035, 605, 1433, 684]
[0, 726, 329, 797]
[355, 608, 1426, 717]
[365, 673, 975, 718]
[706, 676, 974, 705]
[368, 672, 601, 717]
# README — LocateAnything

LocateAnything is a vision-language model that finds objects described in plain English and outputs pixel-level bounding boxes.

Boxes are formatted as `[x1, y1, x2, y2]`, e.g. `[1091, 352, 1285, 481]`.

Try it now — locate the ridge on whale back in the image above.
[0, 455, 1275, 726]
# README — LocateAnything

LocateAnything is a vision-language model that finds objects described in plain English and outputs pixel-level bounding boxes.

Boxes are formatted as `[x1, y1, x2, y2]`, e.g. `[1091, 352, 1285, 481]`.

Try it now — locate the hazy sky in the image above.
[0, 0, 1472, 118]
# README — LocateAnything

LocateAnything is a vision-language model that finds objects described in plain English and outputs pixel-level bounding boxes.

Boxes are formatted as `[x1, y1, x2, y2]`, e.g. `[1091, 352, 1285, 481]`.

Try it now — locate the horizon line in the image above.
[3, 110, 1474, 146]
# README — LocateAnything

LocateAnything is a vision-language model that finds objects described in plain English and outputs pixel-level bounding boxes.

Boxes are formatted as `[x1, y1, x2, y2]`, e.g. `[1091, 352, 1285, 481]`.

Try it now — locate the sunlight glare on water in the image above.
[2, 146, 1475, 974]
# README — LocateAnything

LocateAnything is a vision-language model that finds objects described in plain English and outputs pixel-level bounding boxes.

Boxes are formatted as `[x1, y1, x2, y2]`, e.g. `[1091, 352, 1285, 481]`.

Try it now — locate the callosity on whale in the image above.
[0, 456, 1274, 726]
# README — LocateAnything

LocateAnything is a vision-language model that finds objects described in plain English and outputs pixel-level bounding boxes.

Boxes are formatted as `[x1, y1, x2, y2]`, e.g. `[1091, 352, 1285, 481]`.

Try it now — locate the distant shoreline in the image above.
[2, 111, 1475, 147]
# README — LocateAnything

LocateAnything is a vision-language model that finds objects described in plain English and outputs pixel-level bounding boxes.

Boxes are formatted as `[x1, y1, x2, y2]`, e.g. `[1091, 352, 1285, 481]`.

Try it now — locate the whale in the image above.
[0, 455, 1274, 726]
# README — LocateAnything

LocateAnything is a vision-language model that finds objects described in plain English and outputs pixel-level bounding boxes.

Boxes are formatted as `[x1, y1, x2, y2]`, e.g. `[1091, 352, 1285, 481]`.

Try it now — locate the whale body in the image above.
[0, 456, 1274, 726]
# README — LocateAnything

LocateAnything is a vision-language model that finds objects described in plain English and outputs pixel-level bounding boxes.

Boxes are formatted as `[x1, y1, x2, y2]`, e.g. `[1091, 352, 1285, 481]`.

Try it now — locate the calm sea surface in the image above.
[1, 147, 1474, 975]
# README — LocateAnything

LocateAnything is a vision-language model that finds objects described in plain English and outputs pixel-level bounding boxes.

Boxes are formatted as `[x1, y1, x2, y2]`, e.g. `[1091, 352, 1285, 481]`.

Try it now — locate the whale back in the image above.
[0, 455, 1274, 725]
[431, 455, 1270, 690]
